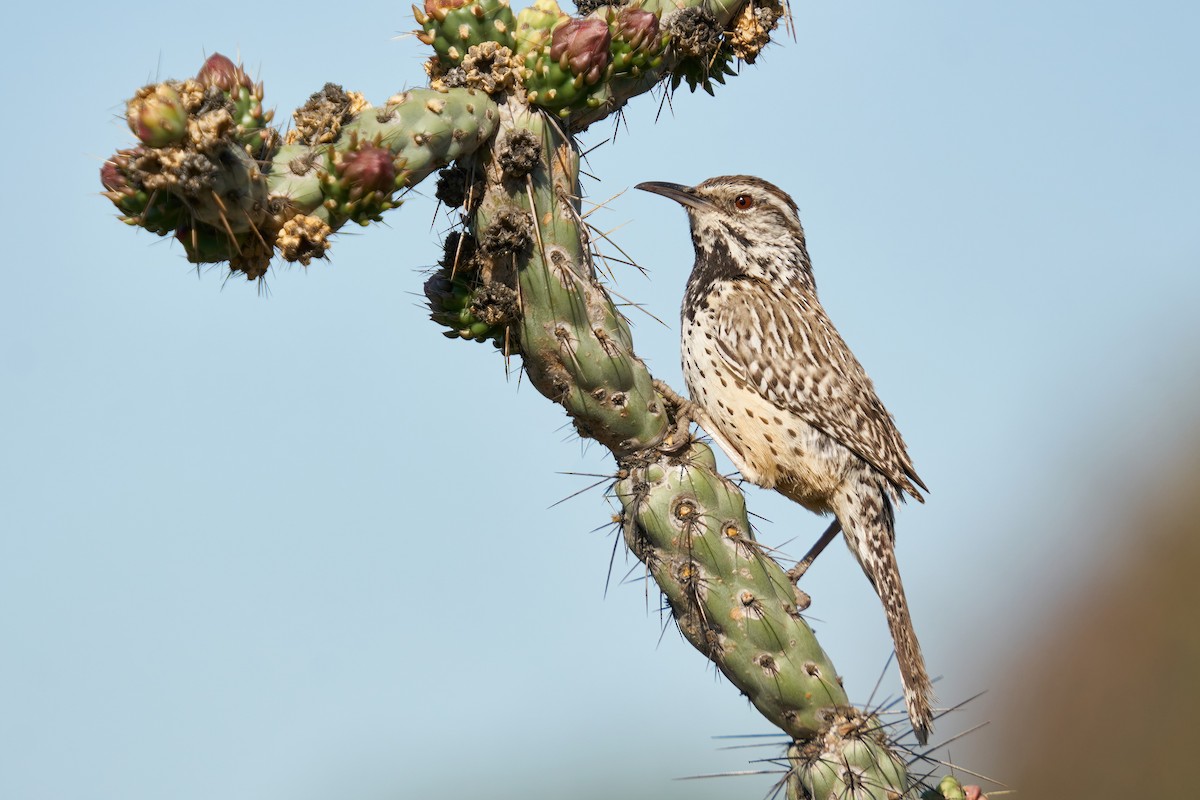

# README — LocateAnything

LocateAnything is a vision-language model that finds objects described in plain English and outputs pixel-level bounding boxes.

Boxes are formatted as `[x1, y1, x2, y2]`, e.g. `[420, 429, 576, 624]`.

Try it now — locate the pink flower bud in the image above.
[340, 146, 397, 201]
[196, 53, 251, 94]
[100, 160, 127, 193]
[616, 8, 658, 51]
[550, 18, 612, 84]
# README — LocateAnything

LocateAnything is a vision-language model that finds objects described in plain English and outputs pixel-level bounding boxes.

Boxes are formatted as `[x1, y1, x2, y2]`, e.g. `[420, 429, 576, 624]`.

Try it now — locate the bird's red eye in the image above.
[733, 194, 754, 210]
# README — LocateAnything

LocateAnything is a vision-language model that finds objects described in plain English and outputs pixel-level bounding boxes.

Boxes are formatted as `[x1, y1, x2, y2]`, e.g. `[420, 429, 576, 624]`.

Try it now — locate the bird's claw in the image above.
[654, 379, 698, 454]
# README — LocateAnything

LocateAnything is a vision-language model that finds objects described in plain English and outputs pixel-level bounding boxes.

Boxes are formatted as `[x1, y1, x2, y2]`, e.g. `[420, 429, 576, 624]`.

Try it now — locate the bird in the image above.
[637, 175, 934, 743]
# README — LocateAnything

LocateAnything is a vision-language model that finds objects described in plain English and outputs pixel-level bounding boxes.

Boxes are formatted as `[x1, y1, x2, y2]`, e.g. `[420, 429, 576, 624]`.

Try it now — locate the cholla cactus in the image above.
[98, 3, 984, 797]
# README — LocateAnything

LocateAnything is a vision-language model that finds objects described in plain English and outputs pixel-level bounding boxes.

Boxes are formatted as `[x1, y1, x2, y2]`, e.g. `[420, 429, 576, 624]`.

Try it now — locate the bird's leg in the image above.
[653, 379, 699, 454]
[786, 519, 843, 584]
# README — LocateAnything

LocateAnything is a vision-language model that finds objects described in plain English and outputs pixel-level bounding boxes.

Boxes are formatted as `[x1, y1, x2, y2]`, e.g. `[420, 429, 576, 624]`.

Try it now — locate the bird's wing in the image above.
[713, 280, 927, 499]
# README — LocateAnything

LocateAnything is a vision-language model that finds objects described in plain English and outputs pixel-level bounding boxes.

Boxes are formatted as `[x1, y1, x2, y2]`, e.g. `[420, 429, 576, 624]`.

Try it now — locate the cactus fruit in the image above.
[335, 143, 398, 198]
[523, 16, 614, 115]
[319, 137, 406, 226]
[126, 83, 189, 148]
[195, 54, 245, 94]
[608, 6, 667, 77]
[549, 17, 612, 84]
[415, 0, 517, 72]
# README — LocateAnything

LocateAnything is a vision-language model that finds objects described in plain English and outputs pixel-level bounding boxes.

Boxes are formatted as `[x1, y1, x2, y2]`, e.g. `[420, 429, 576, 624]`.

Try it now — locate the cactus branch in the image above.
[98, 4, 986, 796]
[442, 100, 952, 798]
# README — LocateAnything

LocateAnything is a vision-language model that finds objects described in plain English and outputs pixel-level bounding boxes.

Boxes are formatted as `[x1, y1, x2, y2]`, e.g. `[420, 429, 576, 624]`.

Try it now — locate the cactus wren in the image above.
[638, 175, 934, 743]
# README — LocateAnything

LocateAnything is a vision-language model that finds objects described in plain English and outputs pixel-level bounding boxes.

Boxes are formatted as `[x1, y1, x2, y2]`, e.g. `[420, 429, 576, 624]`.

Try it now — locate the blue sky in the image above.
[3, 1, 1198, 798]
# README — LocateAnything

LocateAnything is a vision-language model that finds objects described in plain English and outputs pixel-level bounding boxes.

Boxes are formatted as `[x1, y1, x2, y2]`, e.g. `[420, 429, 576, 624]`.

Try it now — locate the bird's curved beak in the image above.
[635, 181, 713, 211]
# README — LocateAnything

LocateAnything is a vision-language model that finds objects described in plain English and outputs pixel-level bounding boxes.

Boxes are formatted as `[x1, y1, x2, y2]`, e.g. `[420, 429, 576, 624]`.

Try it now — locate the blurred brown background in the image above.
[981, 428, 1200, 798]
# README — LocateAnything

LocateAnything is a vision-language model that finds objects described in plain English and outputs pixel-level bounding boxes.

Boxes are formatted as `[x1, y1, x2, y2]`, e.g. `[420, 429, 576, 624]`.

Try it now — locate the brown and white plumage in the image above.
[638, 175, 935, 743]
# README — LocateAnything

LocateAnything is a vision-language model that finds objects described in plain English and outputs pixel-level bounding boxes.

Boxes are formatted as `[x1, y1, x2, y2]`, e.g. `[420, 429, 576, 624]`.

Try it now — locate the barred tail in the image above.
[835, 485, 935, 744]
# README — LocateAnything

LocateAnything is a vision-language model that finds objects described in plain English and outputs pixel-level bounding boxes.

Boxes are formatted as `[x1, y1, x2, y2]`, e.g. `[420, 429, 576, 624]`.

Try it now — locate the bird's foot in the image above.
[786, 559, 814, 585]
[653, 379, 699, 454]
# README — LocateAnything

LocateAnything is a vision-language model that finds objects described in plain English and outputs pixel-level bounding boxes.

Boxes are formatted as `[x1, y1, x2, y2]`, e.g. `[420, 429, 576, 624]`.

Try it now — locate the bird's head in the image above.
[636, 175, 812, 286]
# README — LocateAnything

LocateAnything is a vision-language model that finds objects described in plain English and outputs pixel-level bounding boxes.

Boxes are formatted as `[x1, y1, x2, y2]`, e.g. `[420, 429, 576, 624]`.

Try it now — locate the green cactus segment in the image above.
[464, 100, 667, 454]
[303, 88, 497, 225]
[512, 0, 567, 58]
[342, 89, 498, 178]
[617, 442, 849, 738]
[105, 58, 281, 278]
[415, 0, 517, 70]
[785, 710, 911, 799]
[265, 88, 497, 227]
[263, 142, 324, 216]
